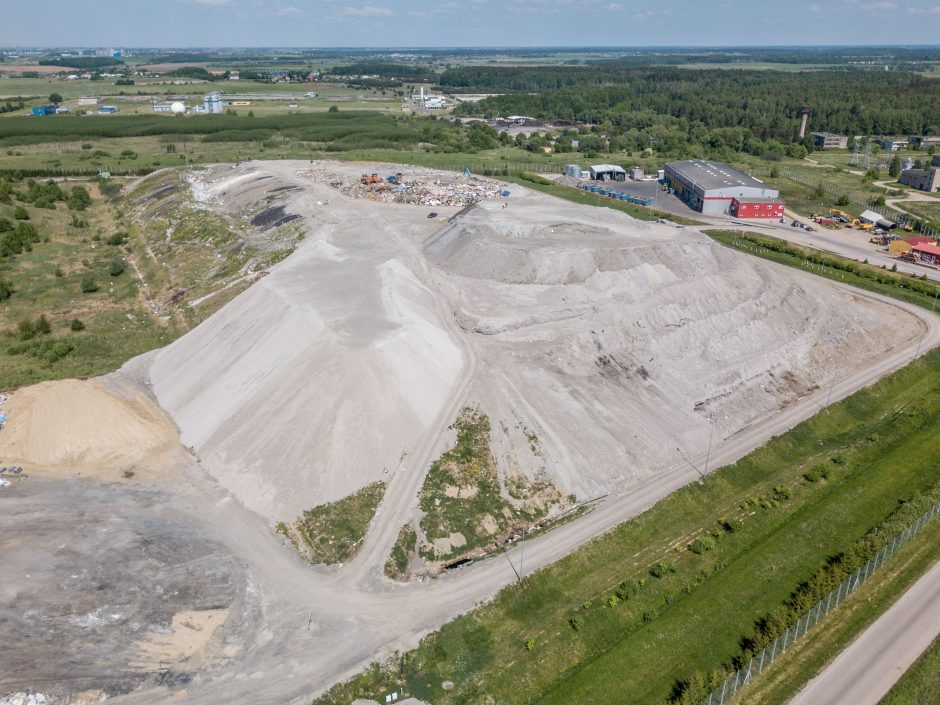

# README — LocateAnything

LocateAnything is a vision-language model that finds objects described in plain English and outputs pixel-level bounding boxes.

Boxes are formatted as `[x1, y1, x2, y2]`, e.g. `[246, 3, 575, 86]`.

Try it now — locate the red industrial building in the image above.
[913, 243, 940, 265]
[730, 196, 786, 219]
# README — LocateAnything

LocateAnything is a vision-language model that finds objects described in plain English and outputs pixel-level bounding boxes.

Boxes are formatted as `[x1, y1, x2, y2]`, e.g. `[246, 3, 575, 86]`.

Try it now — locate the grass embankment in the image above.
[315, 349, 940, 705]
[706, 230, 940, 312]
[277, 482, 386, 565]
[0, 177, 182, 389]
[505, 172, 704, 226]
[877, 634, 940, 705]
[735, 522, 940, 705]
[418, 406, 564, 563]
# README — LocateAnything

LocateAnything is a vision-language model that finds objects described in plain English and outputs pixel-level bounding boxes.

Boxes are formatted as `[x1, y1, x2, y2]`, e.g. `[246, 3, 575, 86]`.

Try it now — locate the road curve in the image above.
[789, 559, 940, 705]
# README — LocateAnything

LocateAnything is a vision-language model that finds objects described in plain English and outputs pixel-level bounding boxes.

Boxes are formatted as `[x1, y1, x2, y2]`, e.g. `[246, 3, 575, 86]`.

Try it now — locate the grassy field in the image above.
[315, 346, 940, 705]
[706, 230, 940, 311]
[277, 482, 386, 564]
[877, 634, 940, 705]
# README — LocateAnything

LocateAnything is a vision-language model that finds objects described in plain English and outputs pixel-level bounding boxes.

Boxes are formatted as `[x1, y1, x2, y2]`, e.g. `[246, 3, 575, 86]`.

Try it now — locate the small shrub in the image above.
[607, 595, 621, 607]
[772, 484, 792, 501]
[106, 231, 127, 246]
[803, 465, 828, 483]
[650, 562, 678, 578]
[568, 615, 585, 631]
[688, 535, 717, 554]
[17, 318, 35, 340]
[0, 277, 12, 301]
[80, 274, 98, 293]
[35, 314, 51, 335]
[70, 318, 85, 331]
[525, 638, 535, 651]
[13, 206, 29, 220]
[109, 257, 126, 276]
[719, 516, 744, 533]
[81, 143, 94, 150]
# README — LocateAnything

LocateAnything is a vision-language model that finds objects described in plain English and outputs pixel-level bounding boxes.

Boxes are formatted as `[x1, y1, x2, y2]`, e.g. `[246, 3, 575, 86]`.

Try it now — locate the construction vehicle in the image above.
[903, 223, 915, 232]
[360, 173, 381, 185]
[829, 208, 851, 223]
[387, 172, 404, 184]
[850, 219, 873, 231]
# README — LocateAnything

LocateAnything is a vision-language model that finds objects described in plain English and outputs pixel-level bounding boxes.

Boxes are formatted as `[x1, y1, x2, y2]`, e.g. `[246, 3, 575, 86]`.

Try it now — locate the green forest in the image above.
[448, 68, 940, 157]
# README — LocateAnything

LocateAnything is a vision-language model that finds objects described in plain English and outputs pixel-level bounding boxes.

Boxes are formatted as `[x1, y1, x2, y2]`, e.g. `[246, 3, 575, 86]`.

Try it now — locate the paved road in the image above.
[789, 559, 940, 705]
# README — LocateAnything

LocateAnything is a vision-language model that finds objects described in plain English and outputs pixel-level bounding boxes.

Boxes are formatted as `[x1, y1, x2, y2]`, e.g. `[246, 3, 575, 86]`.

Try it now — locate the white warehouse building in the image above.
[664, 160, 779, 215]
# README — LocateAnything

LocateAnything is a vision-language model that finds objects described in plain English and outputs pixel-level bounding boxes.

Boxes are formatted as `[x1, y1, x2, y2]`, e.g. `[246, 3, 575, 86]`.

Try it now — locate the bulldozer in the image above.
[360, 173, 381, 185]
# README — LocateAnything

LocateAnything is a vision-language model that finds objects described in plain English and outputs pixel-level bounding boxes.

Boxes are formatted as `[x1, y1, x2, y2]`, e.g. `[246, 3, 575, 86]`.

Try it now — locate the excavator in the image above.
[828, 208, 851, 224]
[360, 173, 381, 185]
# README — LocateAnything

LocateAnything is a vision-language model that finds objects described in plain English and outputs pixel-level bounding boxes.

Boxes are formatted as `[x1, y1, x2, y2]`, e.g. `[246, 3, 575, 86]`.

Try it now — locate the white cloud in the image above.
[341, 5, 393, 17]
[809, 4, 822, 12]
[184, 0, 233, 6]
[859, 1, 897, 9]
[906, 4, 940, 11]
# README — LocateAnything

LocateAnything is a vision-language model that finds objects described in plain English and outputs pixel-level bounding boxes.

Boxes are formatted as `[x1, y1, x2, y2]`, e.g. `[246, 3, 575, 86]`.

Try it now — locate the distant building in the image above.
[228, 71, 240, 80]
[933, 155, 940, 167]
[152, 103, 173, 112]
[664, 159, 779, 215]
[424, 97, 444, 109]
[564, 164, 582, 178]
[55, 106, 70, 114]
[899, 168, 940, 193]
[589, 164, 627, 182]
[730, 197, 786, 219]
[77, 96, 99, 106]
[203, 92, 223, 114]
[859, 209, 896, 229]
[909, 135, 940, 148]
[98, 105, 118, 114]
[913, 243, 940, 265]
[812, 132, 849, 150]
[882, 138, 908, 152]
[31, 104, 57, 116]
[889, 236, 935, 256]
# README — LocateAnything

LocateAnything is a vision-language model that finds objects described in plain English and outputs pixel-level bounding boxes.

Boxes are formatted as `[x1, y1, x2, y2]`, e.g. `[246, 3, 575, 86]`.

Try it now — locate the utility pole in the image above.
[825, 376, 836, 412]
[703, 421, 715, 477]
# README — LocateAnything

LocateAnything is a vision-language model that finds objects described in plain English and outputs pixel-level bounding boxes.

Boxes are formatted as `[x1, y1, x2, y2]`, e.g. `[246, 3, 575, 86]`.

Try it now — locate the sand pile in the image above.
[0, 379, 179, 474]
[148, 178, 464, 521]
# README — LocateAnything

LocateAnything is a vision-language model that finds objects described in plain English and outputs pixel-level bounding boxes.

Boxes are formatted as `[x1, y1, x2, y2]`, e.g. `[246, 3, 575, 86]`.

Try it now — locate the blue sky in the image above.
[3, 0, 940, 47]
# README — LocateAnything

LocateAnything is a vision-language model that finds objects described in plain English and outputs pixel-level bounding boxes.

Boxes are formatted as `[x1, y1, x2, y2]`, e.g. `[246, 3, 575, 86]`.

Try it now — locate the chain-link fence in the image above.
[699, 500, 940, 705]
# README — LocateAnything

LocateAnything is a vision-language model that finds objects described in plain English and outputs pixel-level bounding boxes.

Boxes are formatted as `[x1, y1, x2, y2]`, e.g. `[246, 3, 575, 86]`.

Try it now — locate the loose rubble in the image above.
[297, 163, 507, 207]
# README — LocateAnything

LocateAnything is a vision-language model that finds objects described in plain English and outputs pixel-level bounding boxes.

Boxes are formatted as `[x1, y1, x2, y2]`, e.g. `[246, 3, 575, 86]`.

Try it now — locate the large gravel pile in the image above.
[146, 160, 921, 522]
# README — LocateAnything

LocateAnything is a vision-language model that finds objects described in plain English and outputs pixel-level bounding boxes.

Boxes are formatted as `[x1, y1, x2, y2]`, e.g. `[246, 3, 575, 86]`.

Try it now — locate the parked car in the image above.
[427, 212, 438, 219]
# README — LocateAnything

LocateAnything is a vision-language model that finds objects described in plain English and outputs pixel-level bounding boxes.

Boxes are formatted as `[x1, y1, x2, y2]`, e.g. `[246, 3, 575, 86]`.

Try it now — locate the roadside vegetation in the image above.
[877, 634, 940, 705]
[277, 482, 386, 565]
[418, 406, 564, 563]
[385, 523, 419, 580]
[706, 230, 940, 312]
[314, 347, 940, 705]
[727, 520, 940, 705]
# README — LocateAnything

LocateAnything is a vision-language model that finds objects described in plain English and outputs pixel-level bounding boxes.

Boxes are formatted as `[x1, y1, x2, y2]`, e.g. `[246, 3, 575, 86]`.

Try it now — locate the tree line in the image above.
[446, 67, 940, 148]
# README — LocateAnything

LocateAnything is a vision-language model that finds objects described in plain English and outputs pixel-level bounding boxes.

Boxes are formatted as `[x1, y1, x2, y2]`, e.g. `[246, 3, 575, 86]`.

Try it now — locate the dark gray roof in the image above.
[666, 160, 770, 192]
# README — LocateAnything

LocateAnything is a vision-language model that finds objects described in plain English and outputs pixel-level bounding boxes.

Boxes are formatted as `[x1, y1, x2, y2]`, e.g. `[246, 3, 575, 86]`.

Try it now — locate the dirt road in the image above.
[5, 162, 940, 705]
[789, 559, 940, 705]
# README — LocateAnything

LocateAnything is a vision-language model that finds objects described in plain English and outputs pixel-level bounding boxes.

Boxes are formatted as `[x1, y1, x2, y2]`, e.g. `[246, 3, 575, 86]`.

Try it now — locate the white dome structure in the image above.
[170, 102, 186, 114]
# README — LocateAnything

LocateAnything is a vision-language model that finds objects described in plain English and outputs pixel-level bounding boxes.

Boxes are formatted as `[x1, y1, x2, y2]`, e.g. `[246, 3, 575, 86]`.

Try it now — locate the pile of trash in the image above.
[298, 164, 507, 208]
[1, 693, 48, 705]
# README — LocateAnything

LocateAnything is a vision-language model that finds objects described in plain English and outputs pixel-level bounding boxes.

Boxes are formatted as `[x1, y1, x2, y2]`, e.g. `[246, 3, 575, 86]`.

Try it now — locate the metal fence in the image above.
[699, 500, 940, 705]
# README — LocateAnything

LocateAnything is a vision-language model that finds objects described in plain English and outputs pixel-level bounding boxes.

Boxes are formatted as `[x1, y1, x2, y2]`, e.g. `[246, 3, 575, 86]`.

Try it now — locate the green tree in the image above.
[48, 92, 63, 104]
[70, 318, 85, 331]
[837, 194, 851, 207]
[13, 206, 28, 220]
[109, 257, 126, 276]
[889, 154, 902, 178]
